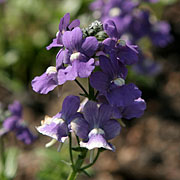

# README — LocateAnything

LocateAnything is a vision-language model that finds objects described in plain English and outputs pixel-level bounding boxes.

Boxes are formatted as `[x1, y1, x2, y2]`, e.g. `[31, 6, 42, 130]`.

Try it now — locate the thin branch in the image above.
[74, 79, 89, 97]
[80, 149, 100, 170]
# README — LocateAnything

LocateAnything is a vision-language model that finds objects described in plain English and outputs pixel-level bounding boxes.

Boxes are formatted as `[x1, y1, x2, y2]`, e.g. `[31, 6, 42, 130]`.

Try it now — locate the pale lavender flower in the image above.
[31, 65, 74, 94]
[37, 96, 80, 142]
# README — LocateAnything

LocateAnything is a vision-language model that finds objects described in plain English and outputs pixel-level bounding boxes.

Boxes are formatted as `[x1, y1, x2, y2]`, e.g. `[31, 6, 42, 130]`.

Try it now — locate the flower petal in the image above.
[98, 104, 113, 125]
[80, 134, 114, 151]
[103, 119, 121, 140]
[81, 37, 98, 57]
[99, 55, 115, 78]
[106, 83, 142, 106]
[62, 27, 83, 51]
[15, 125, 36, 144]
[122, 98, 146, 119]
[61, 96, 80, 122]
[46, 38, 63, 50]
[36, 118, 68, 142]
[59, 13, 70, 32]
[103, 19, 119, 40]
[3, 116, 19, 131]
[90, 71, 110, 92]
[76, 58, 95, 78]
[56, 49, 70, 69]
[71, 117, 89, 140]
[31, 71, 58, 94]
[83, 101, 99, 128]
[117, 43, 138, 65]
[68, 19, 80, 30]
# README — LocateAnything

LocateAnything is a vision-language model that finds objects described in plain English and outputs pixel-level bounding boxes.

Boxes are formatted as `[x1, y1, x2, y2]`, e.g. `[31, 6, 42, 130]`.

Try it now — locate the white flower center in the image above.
[109, 7, 121, 17]
[88, 128, 105, 138]
[70, 52, 80, 62]
[41, 116, 64, 125]
[113, 78, 125, 86]
[56, 31, 60, 37]
[46, 66, 57, 74]
[41, 115, 52, 125]
[53, 118, 65, 125]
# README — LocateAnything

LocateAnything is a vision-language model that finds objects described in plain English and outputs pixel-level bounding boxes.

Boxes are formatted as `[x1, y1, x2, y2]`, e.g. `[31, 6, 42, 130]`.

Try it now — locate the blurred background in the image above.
[0, 0, 180, 179]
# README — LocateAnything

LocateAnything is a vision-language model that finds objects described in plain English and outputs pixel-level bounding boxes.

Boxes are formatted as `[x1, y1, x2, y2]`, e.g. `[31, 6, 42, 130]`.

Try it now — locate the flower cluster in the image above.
[0, 101, 36, 144]
[32, 13, 146, 152]
[32, 13, 98, 94]
[90, 0, 172, 76]
[30, 13, 147, 179]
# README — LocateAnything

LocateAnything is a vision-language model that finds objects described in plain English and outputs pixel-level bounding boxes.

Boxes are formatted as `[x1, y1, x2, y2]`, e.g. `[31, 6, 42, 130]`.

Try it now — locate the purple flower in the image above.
[31, 66, 73, 94]
[90, 55, 141, 107]
[103, 20, 139, 65]
[91, 0, 171, 48]
[2, 101, 22, 132]
[32, 66, 62, 94]
[102, 0, 137, 18]
[0, 101, 36, 144]
[128, 10, 151, 43]
[71, 101, 121, 151]
[114, 97, 146, 119]
[99, 94, 146, 119]
[15, 125, 37, 145]
[55, 27, 98, 81]
[149, 21, 172, 47]
[37, 96, 80, 142]
[128, 10, 172, 47]
[133, 52, 162, 76]
[91, 0, 138, 35]
[46, 13, 80, 50]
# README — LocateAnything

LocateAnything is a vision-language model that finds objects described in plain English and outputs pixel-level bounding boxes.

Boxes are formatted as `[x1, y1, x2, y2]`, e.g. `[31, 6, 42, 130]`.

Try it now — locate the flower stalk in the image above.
[0, 137, 6, 177]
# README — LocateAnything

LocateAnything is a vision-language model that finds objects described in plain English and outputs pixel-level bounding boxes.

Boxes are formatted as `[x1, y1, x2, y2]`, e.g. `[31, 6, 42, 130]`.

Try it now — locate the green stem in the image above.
[80, 149, 100, 170]
[0, 137, 6, 176]
[94, 91, 99, 100]
[118, 119, 126, 127]
[68, 134, 74, 169]
[74, 79, 89, 97]
[75, 135, 80, 147]
[88, 78, 94, 100]
[67, 149, 88, 180]
[67, 170, 78, 180]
